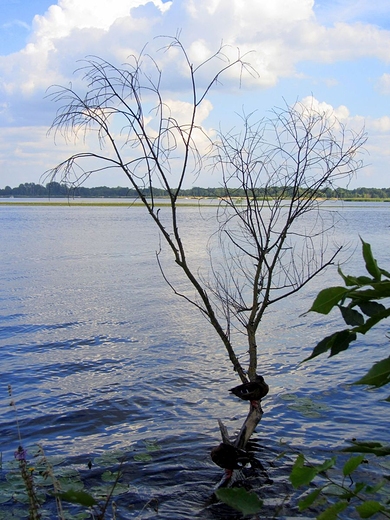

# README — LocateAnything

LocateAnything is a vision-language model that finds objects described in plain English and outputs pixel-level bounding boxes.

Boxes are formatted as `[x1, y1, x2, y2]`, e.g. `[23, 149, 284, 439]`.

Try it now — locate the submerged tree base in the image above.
[212, 399, 265, 488]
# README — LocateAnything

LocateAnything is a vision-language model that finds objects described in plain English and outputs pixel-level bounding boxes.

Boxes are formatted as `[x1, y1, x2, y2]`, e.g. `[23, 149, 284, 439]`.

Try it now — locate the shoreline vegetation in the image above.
[1, 199, 390, 208]
[1, 181, 390, 205]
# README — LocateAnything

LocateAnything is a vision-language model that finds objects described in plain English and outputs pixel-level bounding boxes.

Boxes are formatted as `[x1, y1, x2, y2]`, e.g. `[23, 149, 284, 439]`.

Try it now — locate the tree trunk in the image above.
[214, 401, 264, 488]
[234, 402, 263, 450]
[247, 326, 258, 382]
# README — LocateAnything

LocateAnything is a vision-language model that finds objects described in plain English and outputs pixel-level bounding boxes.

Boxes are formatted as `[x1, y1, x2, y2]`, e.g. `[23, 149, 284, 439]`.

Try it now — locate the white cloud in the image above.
[31, 0, 171, 44]
[0, 126, 57, 185]
[1, 0, 390, 100]
[300, 95, 350, 121]
[0, 0, 390, 98]
[366, 116, 390, 133]
[2, 19, 30, 31]
[0, 0, 173, 96]
[161, 98, 213, 127]
[377, 73, 390, 95]
[1, 0, 390, 188]
[186, 0, 315, 29]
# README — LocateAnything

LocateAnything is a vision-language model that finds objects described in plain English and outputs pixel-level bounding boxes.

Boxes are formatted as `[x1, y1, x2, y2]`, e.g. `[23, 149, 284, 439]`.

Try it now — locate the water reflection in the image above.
[0, 202, 389, 517]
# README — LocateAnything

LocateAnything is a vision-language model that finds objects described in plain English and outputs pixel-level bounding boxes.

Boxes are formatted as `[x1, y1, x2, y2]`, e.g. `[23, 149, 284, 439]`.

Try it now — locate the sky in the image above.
[0, 0, 390, 189]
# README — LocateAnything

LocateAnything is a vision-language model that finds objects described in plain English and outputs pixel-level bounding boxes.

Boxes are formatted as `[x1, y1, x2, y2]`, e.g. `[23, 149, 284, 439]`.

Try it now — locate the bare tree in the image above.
[45, 36, 366, 481]
[207, 104, 365, 382]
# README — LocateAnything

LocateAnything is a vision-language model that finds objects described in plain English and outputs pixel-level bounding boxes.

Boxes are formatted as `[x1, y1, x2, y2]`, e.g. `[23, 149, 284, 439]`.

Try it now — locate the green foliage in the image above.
[290, 451, 390, 519]
[0, 445, 126, 519]
[309, 287, 350, 315]
[355, 357, 390, 389]
[305, 238, 390, 399]
[2, 386, 162, 518]
[0, 438, 162, 518]
[342, 440, 390, 457]
[356, 500, 386, 518]
[215, 487, 263, 516]
[3, 183, 390, 200]
[57, 489, 97, 507]
[132, 439, 161, 463]
[289, 453, 336, 488]
[342, 454, 365, 476]
[317, 501, 349, 520]
[295, 240, 390, 518]
[0, 440, 162, 519]
[280, 393, 330, 418]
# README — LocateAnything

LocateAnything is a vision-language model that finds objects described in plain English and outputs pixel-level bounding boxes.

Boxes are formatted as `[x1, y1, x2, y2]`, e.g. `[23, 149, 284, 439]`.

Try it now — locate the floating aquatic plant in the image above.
[1, 387, 132, 519]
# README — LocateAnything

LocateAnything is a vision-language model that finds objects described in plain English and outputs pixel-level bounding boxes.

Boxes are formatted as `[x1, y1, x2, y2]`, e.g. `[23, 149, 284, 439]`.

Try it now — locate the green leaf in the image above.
[354, 308, 390, 335]
[350, 282, 390, 301]
[338, 488, 358, 500]
[339, 305, 364, 326]
[289, 454, 318, 488]
[101, 470, 118, 482]
[317, 501, 349, 520]
[329, 330, 357, 357]
[337, 267, 374, 287]
[286, 396, 330, 418]
[309, 287, 349, 314]
[337, 266, 360, 287]
[89, 482, 127, 499]
[361, 239, 381, 282]
[144, 439, 161, 452]
[303, 334, 335, 361]
[343, 454, 365, 476]
[58, 489, 97, 507]
[358, 301, 386, 317]
[93, 450, 124, 466]
[298, 488, 322, 511]
[356, 500, 384, 518]
[0, 481, 14, 504]
[339, 485, 371, 501]
[66, 513, 90, 520]
[342, 440, 390, 457]
[57, 476, 83, 492]
[133, 452, 152, 462]
[354, 357, 390, 387]
[317, 457, 336, 473]
[354, 482, 366, 494]
[356, 276, 377, 285]
[215, 488, 263, 515]
[303, 330, 357, 362]
[380, 267, 390, 279]
[364, 481, 386, 494]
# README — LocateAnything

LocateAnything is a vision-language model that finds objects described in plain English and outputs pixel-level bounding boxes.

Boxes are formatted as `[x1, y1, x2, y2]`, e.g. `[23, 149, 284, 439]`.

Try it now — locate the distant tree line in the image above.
[1, 181, 390, 199]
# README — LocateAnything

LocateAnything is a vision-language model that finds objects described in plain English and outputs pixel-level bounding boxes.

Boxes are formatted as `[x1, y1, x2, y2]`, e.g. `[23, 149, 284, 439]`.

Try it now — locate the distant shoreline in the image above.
[2, 182, 390, 202]
[0, 199, 199, 207]
[1, 197, 390, 207]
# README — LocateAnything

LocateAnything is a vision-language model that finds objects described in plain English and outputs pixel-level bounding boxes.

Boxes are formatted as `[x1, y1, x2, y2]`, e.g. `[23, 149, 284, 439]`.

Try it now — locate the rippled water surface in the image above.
[0, 200, 389, 518]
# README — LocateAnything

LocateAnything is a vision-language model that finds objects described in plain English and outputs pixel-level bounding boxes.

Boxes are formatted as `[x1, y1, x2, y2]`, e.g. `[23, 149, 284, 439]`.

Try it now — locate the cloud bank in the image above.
[0, 0, 389, 187]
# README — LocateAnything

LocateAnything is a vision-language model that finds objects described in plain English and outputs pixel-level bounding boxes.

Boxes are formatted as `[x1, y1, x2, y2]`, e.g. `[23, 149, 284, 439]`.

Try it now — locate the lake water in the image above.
[0, 200, 389, 519]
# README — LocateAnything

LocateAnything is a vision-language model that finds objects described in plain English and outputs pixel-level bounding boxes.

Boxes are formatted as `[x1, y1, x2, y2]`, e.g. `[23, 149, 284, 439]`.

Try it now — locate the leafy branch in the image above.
[303, 238, 390, 398]
[290, 450, 390, 519]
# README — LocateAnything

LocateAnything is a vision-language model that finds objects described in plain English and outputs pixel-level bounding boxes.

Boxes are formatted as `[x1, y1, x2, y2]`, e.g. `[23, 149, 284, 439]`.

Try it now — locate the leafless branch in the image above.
[46, 37, 367, 387]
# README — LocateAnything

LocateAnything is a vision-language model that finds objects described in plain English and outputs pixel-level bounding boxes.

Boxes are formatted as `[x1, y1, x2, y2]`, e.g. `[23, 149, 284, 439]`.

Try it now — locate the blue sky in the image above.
[0, 0, 389, 188]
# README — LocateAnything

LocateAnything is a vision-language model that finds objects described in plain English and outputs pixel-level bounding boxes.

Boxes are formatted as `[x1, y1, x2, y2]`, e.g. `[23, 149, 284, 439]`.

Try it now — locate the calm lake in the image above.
[0, 200, 389, 519]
